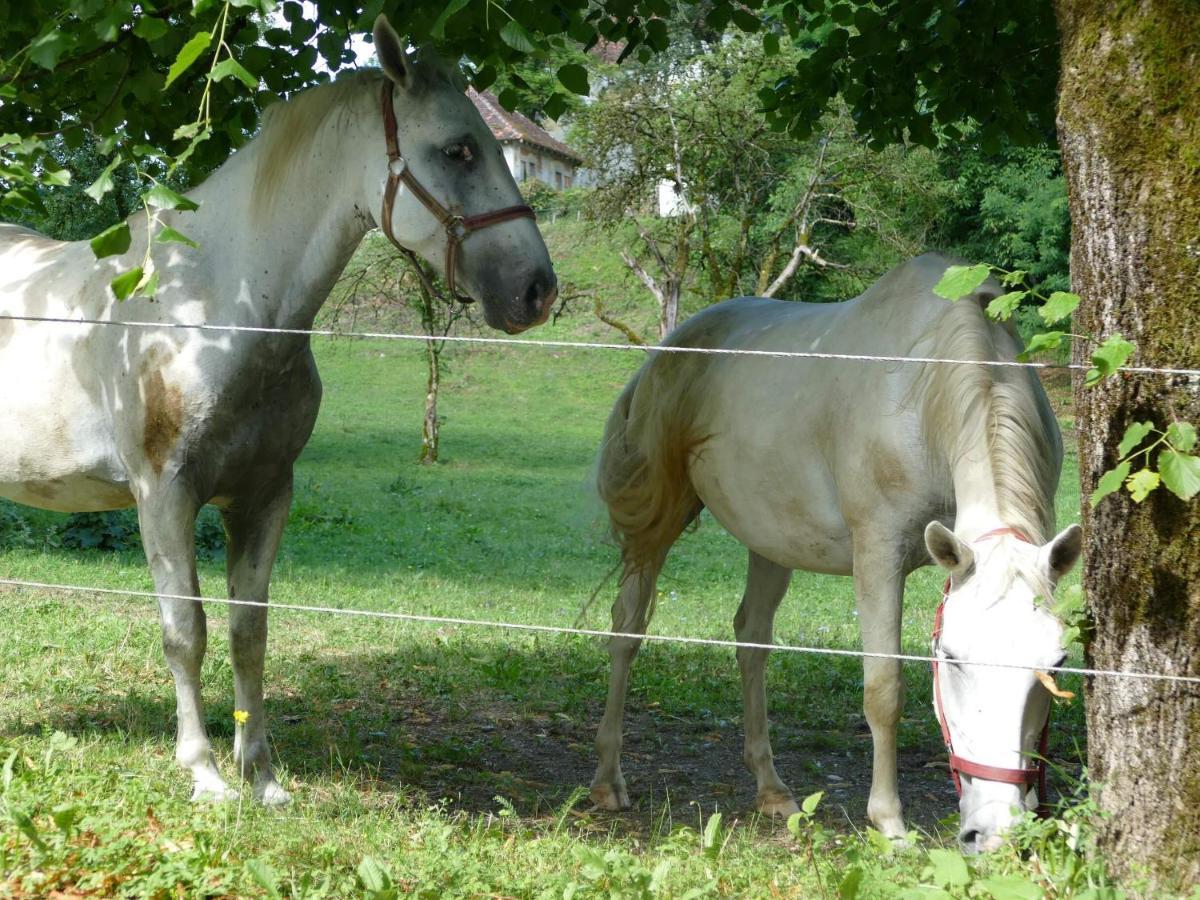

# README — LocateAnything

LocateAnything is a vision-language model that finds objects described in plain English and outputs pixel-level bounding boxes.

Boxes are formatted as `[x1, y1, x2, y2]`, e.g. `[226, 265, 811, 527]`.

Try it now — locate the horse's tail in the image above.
[596, 360, 706, 577]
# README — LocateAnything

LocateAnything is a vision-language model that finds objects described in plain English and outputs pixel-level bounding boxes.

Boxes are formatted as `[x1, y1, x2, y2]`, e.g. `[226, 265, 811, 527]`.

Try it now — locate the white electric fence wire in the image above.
[2, 313, 1198, 377]
[3, 577, 1199, 686]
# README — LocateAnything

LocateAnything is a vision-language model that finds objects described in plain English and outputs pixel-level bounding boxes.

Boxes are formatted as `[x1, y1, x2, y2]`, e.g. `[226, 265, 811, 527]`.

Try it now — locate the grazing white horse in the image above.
[590, 254, 1081, 851]
[0, 17, 556, 805]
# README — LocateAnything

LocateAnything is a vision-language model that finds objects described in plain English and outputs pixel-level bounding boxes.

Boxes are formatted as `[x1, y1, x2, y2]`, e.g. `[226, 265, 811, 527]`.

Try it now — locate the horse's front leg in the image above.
[138, 485, 230, 801]
[734, 551, 797, 817]
[221, 477, 294, 806]
[852, 543, 907, 839]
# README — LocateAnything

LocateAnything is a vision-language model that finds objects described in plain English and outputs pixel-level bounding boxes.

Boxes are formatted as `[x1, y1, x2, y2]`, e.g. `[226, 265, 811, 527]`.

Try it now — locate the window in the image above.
[555, 171, 563, 189]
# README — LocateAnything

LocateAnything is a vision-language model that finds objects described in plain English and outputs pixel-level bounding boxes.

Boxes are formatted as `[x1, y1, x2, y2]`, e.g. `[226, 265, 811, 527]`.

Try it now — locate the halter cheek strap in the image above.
[931, 526, 1052, 818]
[378, 81, 536, 302]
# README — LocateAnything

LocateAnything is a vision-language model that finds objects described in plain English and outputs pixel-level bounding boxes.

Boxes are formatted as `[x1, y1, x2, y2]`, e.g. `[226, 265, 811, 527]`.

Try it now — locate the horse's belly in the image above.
[0, 475, 134, 512]
[0, 329, 128, 512]
[690, 447, 853, 575]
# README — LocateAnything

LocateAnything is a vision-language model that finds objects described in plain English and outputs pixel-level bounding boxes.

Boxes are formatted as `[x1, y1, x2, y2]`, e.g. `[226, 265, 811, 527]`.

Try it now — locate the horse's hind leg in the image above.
[734, 551, 797, 817]
[590, 555, 665, 810]
[853, 543, 907, 839]
[139, 487, 230, 801]
[221, 478, 293, 807]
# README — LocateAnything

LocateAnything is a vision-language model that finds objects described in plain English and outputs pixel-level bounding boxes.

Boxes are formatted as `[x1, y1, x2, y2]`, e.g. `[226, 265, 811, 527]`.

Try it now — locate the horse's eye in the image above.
[443, 142, 473, 162]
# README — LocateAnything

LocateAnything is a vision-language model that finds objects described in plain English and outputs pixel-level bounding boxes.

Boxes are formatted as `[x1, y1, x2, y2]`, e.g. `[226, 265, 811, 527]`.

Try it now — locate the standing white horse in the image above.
[0, 17, 556, 805]
[590, 254, 1081, 852]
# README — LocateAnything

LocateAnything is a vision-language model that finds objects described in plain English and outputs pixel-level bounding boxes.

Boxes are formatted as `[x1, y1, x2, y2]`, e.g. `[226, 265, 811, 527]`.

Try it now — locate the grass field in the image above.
[1, 233, 1124, 898]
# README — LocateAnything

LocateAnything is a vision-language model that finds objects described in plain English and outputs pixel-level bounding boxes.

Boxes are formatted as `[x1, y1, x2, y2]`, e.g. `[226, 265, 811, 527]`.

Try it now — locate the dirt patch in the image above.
[279, 686, 963, 840]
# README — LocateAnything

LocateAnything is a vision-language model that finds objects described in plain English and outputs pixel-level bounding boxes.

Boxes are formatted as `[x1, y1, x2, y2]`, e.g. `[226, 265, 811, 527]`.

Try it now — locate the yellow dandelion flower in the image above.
[233, 709, 250, 724]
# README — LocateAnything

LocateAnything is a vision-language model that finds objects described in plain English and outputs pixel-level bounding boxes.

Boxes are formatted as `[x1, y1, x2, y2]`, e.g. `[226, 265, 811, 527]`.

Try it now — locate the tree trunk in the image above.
[1055, 0, 1200, 887]
[419, 340, 440, 464]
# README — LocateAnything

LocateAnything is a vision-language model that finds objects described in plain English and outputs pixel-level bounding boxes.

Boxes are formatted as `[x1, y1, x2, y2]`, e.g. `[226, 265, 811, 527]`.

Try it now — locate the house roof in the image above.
[468, 88, 582, 164]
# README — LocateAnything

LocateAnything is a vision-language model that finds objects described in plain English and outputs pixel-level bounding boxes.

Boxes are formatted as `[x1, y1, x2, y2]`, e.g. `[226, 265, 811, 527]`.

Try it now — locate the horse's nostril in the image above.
[523, 272, 557, 318]
[959, 829, 980, 852]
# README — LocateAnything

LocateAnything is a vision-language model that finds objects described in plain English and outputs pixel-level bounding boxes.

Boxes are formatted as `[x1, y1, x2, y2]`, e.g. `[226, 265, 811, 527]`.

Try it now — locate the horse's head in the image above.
[923, 521, 1083, 854]
[370, 16, 557, 333]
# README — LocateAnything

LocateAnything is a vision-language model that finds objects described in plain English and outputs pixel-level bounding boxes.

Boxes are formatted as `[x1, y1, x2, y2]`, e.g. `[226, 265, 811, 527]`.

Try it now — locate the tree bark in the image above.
[1055, 0, 1200, 887]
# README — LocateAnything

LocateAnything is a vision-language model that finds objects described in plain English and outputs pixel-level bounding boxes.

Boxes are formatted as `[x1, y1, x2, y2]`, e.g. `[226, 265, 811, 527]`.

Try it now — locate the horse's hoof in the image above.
[589, 783, 630, 811]
[190, 779, 235, 803]
[756, 791, 800, 819]
[255, 781, 292, 808]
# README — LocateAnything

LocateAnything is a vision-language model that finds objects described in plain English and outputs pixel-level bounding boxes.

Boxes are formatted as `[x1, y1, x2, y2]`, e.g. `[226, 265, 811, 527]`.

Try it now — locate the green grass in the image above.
[0, 229, 1125, 898]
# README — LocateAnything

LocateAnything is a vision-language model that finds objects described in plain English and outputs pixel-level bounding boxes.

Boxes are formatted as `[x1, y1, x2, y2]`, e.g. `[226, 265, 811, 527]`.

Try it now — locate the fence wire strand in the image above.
[2, 312, 1198, 690]
[2, 313, 1198, 377]
[3, 577, 1198, 686]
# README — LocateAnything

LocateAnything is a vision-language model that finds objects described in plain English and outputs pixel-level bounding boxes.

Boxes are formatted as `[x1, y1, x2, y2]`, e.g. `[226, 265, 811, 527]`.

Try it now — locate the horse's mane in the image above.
[920, 297, 1061, 544]
[250, 69, 386, 218]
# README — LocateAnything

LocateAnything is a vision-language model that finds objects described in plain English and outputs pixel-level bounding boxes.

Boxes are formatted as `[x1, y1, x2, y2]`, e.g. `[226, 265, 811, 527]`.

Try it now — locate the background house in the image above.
[468, 88, 582, 190]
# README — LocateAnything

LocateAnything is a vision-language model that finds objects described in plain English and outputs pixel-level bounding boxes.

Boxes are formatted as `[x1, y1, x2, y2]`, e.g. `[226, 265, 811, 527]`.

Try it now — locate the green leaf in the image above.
[138, 270, 160, 299]
[1117, 421, 1155, 459]
[430, 0, 471, 39]
[978, 875, 1043, 900]
[926, 849, 970, 887]
[90, 221, 131, 259]
[1159, 450, 1200, 501]
[144, 184, 199, 212]
[155, 226, 199, 248]
[29, 30, 70, 70]
[542, 92, 569, 122]
[356, 856, 392, 894]
[1166, 421, 1197, 453]
[763, 32, 781, 56]
[702, 811, 722, 855]
[933, 264, 991, 301]
[210, 58, 258, 90]
[1039, 290, 1081, 325]
[801, 790, 823, 815]
[1000, 269, 1028, 287]
[110, 267, 144, 301]
[985, 290, 1026, 322]
[165, 32, 212, 89]
[499, 20, 537, 53]
[41, 167, 72, 187]
[1018, 331, 1064, 361]
[1086, 334, 1135, 385]
[556, 63, 590, 95]
[1126, 468, 1160, 502]
[1090, 461, 1130, 507]
[133, 16, 169, 41]
[84, 158, 121, 203]
[496, 87, 520, 110]
[245, 859, 282, 900]
[838, 866, 864, 900]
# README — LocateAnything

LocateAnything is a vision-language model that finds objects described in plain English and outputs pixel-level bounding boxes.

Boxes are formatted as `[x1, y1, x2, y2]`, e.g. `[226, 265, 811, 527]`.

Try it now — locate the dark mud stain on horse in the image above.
[142, 364, 184, 474]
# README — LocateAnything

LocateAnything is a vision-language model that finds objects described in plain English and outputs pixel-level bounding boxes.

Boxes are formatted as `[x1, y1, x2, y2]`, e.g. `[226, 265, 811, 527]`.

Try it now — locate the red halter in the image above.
[378, 80, 536, 301]
[930, 527, 1052, 817]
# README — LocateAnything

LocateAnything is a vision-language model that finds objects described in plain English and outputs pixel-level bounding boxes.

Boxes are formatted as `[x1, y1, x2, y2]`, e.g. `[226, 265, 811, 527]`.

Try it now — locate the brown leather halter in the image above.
[378, 80, 536, 302]
[931, 526, 1052, 817]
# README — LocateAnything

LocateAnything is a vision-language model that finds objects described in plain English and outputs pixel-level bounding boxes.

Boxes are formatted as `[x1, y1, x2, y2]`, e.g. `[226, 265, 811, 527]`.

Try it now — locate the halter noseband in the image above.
[931, 526, 1052, 817]
[378, 80, 536, 301]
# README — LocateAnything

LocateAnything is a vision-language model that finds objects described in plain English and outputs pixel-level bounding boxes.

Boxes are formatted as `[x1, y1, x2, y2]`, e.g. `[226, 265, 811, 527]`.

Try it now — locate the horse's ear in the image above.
[925, 522, 974, 575]
[1040, 524, 1083, 582]
[373, 15, 413, 88]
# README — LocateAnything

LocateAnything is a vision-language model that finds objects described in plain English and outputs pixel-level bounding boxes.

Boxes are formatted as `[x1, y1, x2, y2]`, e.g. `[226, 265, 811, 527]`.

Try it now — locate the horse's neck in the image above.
[949, 454, 1007, 541]
[180, 112, 378, 330]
